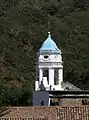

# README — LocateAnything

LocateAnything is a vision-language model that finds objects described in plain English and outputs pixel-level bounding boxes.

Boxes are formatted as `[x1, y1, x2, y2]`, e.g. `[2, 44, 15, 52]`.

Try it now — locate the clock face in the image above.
[44, 55, 49, 59]
[42, 55, 49, 61]
[39, 55, 49, 62]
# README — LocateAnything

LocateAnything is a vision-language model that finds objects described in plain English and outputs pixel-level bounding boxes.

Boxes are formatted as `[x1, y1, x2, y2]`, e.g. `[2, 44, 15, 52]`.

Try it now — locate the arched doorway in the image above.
[43, 69, 49, 84]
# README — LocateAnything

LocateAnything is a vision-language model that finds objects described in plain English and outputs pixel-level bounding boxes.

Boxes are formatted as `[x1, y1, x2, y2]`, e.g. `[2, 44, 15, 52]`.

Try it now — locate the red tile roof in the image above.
[0, 106, 89, 120]
[58, 106, 89, 120]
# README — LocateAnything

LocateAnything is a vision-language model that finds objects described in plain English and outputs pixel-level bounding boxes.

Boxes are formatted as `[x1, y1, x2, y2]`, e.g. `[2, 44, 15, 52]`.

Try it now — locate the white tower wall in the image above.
[35, 32, 63, 91]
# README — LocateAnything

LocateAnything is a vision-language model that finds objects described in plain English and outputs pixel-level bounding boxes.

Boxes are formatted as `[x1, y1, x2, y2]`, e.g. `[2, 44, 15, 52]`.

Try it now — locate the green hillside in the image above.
[0, 0, 89, 105]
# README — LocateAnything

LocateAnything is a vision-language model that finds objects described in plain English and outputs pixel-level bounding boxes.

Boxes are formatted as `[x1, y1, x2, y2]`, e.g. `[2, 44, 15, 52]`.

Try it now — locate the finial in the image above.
[48, 31, 51, 38]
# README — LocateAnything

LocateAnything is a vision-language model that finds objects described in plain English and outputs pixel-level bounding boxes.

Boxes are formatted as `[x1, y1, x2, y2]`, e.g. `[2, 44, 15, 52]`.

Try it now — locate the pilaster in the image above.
[39, 68, 43, 85]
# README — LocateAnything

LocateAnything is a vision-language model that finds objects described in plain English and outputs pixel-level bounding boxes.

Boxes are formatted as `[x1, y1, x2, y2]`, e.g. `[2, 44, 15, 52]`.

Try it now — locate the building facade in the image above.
[34, 32, 89, 107]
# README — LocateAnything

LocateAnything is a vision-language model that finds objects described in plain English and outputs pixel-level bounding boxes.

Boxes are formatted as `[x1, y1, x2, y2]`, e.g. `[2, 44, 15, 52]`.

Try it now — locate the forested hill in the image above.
[0, 0, 89, 106]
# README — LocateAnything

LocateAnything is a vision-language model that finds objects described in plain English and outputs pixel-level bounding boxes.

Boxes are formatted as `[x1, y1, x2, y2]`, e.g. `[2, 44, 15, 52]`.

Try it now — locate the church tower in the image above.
[35, 32, 63, 91]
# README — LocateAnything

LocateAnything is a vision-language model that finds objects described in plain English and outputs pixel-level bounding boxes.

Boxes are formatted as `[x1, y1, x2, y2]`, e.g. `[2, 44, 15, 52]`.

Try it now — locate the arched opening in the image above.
[54, 69, 59, 85]
[43, 69, 49, 84]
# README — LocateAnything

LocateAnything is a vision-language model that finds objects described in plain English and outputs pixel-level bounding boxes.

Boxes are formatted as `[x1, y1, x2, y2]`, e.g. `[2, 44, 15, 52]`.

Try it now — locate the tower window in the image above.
[54, 69, 59, 85]
[44, 55, 49, 59]
[43, 69, 49, 84]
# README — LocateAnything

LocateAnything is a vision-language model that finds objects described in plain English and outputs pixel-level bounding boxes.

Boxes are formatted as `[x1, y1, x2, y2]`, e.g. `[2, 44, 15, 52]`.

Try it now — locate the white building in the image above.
[35, 32, 63, 91]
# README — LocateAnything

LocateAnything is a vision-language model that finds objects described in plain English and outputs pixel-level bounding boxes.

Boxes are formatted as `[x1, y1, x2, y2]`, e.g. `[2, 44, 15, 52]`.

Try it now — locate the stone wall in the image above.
[59, 98, 82, 106]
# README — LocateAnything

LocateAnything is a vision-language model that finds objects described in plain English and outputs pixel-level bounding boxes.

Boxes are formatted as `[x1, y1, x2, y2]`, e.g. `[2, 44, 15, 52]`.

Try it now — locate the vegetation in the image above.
[0, 0, 89, 105]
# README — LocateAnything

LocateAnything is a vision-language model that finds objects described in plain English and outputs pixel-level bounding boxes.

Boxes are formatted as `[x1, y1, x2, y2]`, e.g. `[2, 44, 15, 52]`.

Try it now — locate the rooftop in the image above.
[1, 106, 89, 120]
[39, 32, 61, 54]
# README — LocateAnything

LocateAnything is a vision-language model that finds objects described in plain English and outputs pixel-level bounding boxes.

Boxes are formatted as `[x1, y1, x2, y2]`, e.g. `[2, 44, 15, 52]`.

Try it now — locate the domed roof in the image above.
[39, 32, 61, 54]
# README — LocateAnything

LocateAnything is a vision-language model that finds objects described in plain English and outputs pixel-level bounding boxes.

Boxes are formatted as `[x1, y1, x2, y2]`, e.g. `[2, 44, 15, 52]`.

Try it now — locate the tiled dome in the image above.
[39, 32, 61, 54]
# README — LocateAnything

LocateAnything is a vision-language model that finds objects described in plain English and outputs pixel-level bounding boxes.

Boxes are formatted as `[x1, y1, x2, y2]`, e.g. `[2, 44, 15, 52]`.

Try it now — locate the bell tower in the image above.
[35, 32, 63, 91]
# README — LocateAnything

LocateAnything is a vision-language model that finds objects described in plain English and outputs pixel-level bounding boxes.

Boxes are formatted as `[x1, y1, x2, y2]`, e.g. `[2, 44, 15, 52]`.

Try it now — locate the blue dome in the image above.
[39, 32, 61, 54]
